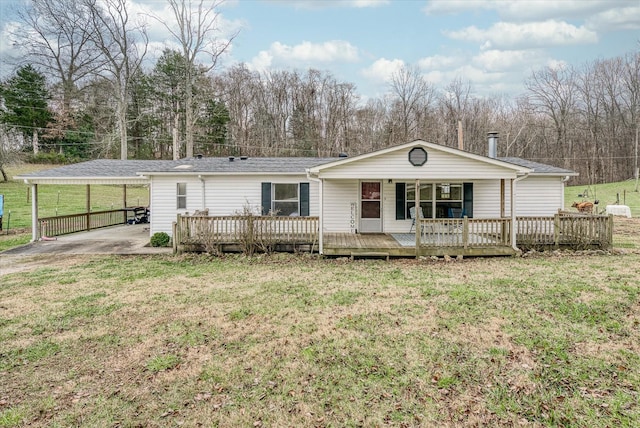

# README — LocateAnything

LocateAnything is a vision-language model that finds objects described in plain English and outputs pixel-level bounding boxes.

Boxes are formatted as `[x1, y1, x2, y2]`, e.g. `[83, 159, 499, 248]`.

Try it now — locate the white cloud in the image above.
[265, 0, 389, 9]
[248, 40, 359, 71]
[423, 0, 627, 22]
[361, 58, 404, 83]
[446, 20, 598, 49]
[586, 5, 640, 31]
[417, 54, 463, 70]
[472, 49, 544, 72]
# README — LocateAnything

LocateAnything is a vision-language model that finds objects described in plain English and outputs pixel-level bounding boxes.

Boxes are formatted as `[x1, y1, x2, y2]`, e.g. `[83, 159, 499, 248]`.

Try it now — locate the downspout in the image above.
[306, 170, 323, 255]
[561, 175, 570, 210]
[510, 173, 529, 251]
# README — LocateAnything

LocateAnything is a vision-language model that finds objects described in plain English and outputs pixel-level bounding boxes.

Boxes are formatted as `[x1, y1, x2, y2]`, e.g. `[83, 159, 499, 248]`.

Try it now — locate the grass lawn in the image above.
[0, 163, 149, 231]
[1, 241, 640, 426]
[565, 180, 640, 217]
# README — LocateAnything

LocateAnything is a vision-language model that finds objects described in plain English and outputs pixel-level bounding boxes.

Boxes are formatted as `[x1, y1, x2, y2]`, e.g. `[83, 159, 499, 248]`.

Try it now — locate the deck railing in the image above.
[517, 214, 613, 249]
[39, 209, 127, 238]
[175, 214, 319, 252]
[417, 214, 612, 250]
[418, 218, 511, 248]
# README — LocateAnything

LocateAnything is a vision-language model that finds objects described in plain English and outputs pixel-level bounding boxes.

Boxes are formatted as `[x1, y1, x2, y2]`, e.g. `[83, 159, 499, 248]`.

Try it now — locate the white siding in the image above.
[472, 180, 502, 218]
[512, 176, 565, 216]
[322, 180, 358, 233]
[150, 174, 317, 236]
[318, 147, 519, 180]
[150, 176, 202, 235]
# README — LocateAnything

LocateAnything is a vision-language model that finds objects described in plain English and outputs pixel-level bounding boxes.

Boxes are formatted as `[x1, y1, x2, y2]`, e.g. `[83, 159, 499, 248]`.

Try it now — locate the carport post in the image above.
[30, 183, 38, 242]
[123, 185, 128, 223]
[86, 185, 91, 231]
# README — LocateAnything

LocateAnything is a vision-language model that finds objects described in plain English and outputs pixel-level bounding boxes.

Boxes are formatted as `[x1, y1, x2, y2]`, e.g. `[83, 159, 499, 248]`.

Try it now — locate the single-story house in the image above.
[17, 138, 584, 256]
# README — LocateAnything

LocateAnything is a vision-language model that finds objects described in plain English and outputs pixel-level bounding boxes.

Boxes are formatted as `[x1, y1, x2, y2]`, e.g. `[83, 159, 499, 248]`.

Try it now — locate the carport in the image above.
[14, 160, 162, 242]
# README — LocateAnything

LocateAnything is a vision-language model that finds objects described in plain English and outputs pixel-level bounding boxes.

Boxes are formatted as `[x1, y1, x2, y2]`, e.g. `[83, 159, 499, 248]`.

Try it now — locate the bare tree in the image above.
[83, 0, 148, 160]
[160, 0, 237, 158]
[389, 65, 434, 143]
[15, 0, 103, 112]
[525, 66, 577, 169]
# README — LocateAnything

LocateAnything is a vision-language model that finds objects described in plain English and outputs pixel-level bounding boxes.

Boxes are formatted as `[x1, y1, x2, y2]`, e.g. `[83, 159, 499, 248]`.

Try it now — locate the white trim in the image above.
[308, 140, 532, 175]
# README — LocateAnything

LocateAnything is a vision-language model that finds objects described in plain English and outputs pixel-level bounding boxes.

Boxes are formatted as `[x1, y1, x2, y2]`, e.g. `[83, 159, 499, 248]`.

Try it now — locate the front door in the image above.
[360, 181, 382, 233]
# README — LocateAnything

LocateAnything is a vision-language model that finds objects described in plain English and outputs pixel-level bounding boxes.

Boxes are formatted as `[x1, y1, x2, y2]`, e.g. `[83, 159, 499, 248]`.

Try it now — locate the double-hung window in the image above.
[261, 182, 310, 216]
[177, 183, 187, 209]
[272, 183, 299, 216]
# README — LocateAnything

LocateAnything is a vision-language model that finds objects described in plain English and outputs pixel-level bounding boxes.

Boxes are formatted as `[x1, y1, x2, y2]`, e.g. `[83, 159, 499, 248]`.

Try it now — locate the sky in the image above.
[1, 0, 639, 102]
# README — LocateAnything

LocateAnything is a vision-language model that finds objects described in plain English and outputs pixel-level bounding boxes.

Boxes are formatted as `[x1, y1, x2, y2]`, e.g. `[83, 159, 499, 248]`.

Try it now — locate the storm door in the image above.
[360, 181, 382, 233]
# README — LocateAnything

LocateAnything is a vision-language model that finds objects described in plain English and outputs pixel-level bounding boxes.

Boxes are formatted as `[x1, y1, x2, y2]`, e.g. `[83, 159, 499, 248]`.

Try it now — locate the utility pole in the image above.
[635, 123, 639, 192]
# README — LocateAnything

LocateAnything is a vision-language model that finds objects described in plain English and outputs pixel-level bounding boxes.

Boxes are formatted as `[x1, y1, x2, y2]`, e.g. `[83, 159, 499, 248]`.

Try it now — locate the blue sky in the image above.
[1, 0, 639, 101]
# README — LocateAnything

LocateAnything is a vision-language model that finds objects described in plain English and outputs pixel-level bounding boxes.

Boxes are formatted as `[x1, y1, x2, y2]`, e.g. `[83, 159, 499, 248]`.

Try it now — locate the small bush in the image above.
[150, 232, 170, 247]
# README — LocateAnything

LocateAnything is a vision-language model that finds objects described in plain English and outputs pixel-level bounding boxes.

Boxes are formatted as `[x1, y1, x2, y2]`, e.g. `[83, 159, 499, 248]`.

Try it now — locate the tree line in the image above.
[0, 0, 639, 186]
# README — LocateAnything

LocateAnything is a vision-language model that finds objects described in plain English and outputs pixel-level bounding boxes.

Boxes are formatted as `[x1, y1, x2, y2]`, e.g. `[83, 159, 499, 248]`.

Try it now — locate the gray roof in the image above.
[139, 157, 339, 174]
[498, 157, 577, 175]
[17, 157, 338, 178]
[16, 154, 576, 180]
[17, 160, 168, 178]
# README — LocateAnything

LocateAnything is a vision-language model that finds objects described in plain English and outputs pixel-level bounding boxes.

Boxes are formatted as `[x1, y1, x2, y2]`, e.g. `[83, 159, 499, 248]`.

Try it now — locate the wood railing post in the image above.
[553, 214, 560, 248]
[463, 216, 469, 249]
[248, 214, 254, 252]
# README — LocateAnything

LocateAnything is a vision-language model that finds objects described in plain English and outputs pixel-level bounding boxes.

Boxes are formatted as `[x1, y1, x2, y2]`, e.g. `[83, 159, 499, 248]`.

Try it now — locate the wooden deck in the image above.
[322, 233, 517, 257]
[173, 213, 612, 257]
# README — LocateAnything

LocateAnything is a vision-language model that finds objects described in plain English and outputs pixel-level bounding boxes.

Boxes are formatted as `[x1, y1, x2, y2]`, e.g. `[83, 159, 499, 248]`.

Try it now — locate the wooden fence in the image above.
[175, 214, 319, 253]
[39, 209, 127, 238]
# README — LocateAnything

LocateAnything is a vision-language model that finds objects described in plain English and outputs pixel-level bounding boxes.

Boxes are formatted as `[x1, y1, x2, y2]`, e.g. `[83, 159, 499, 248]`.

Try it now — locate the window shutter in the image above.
[463, 183, 473, 218]
[261, 182, 271, 215]
[299, 182, 310, 216]
[396, 182, 406, 220]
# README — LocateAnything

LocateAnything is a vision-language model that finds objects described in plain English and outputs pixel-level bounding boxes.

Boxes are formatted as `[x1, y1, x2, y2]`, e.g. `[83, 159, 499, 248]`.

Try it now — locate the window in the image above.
[406, 183, 433, 219]
[397, 182, 472, 220]
[435, 183, 462, 218]
[272, 183, 299, 216]
[177, 183, 187, 209]
[262, 182, 310, 216]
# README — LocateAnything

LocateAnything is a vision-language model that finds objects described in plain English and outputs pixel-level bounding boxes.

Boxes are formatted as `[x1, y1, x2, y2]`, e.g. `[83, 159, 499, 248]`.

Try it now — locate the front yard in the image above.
[1, 222, 640, 426]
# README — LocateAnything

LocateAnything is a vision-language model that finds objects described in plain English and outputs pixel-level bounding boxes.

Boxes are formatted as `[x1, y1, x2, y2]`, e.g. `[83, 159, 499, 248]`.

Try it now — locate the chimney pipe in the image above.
[488, 132, 498, 158]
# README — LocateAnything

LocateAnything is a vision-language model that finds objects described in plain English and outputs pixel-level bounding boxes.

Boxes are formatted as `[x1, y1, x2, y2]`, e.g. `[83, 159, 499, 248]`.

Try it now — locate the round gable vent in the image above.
[408, 147, 428, 166]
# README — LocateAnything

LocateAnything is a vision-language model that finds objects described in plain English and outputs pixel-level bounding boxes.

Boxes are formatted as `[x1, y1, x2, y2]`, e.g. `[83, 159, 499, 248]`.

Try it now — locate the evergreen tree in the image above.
[0, 65, 52, 154]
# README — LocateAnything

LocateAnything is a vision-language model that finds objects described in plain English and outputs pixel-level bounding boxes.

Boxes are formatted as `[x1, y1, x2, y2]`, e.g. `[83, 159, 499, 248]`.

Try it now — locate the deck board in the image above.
[322, 233, 517, 257]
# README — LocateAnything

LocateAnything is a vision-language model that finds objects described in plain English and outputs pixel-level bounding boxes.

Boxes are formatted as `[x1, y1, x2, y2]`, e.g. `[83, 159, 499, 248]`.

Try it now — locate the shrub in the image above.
[150, 232, 170, 247]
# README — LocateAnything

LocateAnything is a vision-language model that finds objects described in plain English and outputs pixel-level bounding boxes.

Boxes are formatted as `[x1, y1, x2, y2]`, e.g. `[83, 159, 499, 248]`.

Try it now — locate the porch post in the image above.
[318, 178, 324, 255]
[86, 184, 91, 231]
[30, 183, 38, 242]
[415, 179, 420, 257]
[510, 178, 516, 249]
[500, 179, 505, 217]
